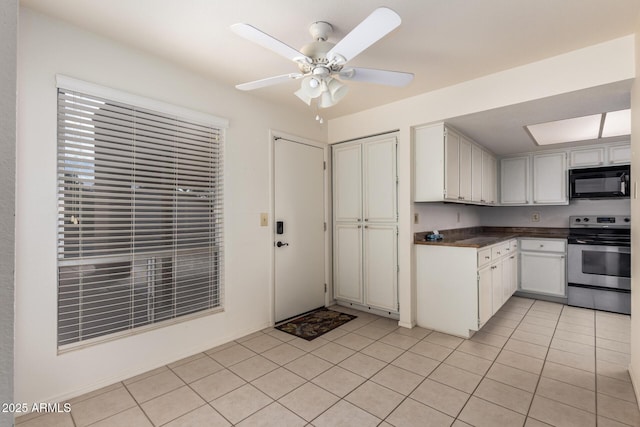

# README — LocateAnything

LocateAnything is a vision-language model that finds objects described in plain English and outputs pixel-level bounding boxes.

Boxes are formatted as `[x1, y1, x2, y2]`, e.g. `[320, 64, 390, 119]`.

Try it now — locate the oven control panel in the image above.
[570, 215, 631, 228]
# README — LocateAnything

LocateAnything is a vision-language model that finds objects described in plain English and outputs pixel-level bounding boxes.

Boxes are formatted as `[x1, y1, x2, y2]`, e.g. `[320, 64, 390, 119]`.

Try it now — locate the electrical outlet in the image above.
[531, 212, 540, 222]
[414, 213, 419, 224]
[260, 213, 268, 227]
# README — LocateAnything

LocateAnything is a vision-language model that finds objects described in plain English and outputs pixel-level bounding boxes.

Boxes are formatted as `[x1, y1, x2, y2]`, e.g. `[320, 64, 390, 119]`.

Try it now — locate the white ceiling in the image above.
[21, 0, 640, 154]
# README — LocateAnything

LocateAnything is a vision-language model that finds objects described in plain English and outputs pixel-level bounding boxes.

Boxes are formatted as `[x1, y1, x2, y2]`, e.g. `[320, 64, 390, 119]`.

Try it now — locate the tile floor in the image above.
[16, 297, 640, 427]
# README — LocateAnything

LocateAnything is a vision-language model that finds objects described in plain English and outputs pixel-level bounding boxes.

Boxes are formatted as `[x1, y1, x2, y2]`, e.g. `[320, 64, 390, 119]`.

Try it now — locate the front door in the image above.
[274, 137, 325, 322]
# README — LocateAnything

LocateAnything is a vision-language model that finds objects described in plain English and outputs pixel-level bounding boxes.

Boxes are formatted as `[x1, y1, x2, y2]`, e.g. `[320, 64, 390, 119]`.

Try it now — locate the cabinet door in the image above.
[478, 265, 492, 326]
[510, 252, 518, 296]
[608, 144, 631, 165]
[502, 253, 518, 303]
[569, 148, 604, 168]
[471, 145, 483, 202]
[363, 137, 397, 223]
[333, 143, 362, 222]
[482, 151, 497, 204]
[520, 252, 566, 297]
[459, 137, 472, 202]
[333, 223, 363, 303]
[533, 153, 567, 204]
[444, 129, 460, 201]
[363, 225, 398, 311]
[500, 156, 529, 204]
[491, 262, 503, 314]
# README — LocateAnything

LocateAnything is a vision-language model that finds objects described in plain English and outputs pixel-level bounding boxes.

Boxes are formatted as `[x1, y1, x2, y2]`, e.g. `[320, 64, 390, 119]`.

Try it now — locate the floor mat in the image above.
[275, 307, 357, 341]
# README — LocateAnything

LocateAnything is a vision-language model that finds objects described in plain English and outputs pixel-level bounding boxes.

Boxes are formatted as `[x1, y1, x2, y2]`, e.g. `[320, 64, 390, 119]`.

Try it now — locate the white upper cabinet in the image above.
[500, 156, 529, 205]
[569, 147, 605, 168]
[414, 122, 496, 206]
[482, 151, 497, 205]
[608, 144, 632, 165]
[444, 128, 460, 201]
[567, 142, 630, 168]
[471, 144, 483, 203]
[532, 152, 567, 204]
[499, 152, 567, 205]
[459, 137, 473, 202]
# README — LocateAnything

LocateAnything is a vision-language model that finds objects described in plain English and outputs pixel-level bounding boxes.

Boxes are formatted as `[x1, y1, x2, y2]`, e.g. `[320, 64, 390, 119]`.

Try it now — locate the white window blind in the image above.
[57, 86, 224, 348]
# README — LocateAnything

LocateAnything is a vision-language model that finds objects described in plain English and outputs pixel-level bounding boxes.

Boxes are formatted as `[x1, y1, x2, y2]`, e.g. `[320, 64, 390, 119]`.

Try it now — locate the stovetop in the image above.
[569, 215, 630, 246]
[569, 215, 631, 229]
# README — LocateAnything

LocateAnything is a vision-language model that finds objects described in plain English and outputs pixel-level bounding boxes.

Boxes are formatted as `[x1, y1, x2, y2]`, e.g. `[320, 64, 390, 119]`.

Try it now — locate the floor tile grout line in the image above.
[451, 299, 535, 423]
[522, 301, 564, 423]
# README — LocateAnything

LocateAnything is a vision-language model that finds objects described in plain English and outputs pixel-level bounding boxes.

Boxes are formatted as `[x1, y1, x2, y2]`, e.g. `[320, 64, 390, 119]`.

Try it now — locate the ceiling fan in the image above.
[231, 7, 414, 109]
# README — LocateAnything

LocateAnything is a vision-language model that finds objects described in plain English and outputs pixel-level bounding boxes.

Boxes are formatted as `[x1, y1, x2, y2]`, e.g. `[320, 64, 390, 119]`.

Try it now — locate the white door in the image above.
[334, 223, 363, 303]
[363, 224, 398, 311]
[274, 138, 325, 322]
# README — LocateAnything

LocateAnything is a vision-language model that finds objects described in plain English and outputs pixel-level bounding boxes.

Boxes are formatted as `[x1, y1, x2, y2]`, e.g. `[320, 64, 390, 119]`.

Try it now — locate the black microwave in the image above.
[569, 165, 630, 199]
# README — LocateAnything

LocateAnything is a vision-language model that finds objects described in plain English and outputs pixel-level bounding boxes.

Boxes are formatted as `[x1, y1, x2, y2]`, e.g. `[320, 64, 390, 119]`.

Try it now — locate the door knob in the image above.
[276, 241, 289, 247]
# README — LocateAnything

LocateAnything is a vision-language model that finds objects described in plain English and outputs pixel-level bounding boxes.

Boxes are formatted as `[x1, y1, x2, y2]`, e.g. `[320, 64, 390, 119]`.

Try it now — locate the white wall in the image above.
[413, 203, 481, 233]
[16, 7, 326, 404]
[479, 199, 631, 228]
[1, 1, 17, 425]
[630, 15, 640, 407]
[329, 35, 635, 329]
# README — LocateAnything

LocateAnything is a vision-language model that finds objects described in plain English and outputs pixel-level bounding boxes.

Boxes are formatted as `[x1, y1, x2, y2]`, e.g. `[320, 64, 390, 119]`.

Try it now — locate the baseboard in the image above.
[334, 300, 400, 320]
[398, 320, 415, 329]
[629, 364, 640, 411]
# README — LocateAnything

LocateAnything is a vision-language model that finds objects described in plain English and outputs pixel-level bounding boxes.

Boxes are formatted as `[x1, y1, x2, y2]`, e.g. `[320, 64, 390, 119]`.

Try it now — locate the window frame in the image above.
[56, 75, 227, 352]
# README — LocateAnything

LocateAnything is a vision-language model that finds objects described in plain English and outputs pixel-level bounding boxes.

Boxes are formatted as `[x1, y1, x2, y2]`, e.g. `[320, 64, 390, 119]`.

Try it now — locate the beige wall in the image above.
[16, 7, 325, 404]
[1, 1, 17, 425]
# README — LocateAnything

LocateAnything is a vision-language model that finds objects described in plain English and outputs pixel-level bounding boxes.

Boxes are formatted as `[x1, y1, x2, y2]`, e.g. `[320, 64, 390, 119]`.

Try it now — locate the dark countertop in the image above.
[414, 226, 569, 248]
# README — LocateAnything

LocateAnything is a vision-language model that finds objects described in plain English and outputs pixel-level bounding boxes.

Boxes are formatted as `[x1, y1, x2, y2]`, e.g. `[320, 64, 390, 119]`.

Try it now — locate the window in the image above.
[56, 78, 225, 349]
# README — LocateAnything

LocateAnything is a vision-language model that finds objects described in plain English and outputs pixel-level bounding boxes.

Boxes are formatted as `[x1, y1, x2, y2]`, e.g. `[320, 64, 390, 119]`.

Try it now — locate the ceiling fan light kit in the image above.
[231, 7, 414, 110]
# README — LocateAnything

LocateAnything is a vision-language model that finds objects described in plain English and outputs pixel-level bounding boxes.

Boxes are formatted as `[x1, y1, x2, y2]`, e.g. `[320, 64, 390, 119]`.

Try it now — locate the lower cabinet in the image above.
[334, 223, 398, 313]
[416, 239, 517, 337]
[519, 238, 566, 297]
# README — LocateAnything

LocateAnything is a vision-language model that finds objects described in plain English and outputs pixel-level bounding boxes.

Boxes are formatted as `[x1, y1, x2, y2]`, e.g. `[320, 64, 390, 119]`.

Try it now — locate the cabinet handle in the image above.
[480, 199, 486, 203]
[364, 218, 369, 222]
[364, 225, 369, 229]
[539, 244, 544, 248]
[358, 225, 362, 229]
[497, 251, 501, 255]
[510, 256, 515, 259]
[357, 219, 362, 222]
[485, 256, 490, 260]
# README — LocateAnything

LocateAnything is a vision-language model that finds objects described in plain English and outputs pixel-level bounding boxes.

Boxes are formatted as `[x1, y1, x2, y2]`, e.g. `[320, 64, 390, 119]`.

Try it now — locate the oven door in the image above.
[567, 243, 631, 290]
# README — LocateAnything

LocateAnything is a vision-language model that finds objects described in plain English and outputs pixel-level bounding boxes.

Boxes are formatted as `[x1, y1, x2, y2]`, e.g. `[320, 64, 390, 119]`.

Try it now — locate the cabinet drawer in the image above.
[491, 242, 510, 259]
[478, 248, 492, 267]
[519, 238, 566, 253]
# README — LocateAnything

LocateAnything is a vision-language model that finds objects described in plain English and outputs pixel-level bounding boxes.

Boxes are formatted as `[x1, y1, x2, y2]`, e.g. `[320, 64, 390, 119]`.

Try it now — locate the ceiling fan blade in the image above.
[236, 73, 303, 91]
[339, 67, 413, 87]
[231, 23, 311, 64]
[327, 7, 401, 64]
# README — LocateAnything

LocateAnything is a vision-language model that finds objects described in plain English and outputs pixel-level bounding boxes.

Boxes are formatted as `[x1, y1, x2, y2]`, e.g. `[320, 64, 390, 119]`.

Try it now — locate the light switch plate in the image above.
[531, 212, 540, 222]
[260, 213, 268, 227]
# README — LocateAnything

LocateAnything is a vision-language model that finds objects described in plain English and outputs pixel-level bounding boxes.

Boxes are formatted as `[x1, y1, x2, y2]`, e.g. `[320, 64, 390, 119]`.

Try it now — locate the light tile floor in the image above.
[16, 297, 640, 426]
